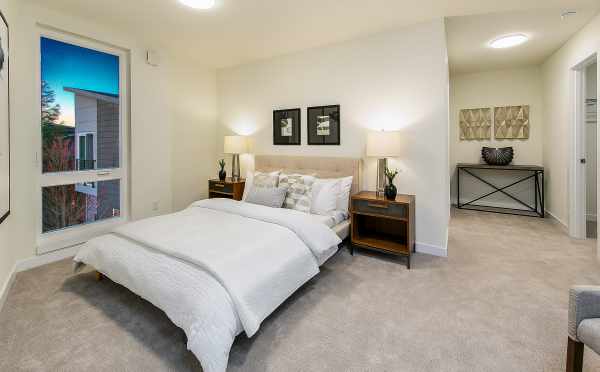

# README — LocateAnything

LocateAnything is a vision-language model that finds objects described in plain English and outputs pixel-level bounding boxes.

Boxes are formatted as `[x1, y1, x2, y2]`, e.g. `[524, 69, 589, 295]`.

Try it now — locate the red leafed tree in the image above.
[43, 136, 74, 173]
[42, 137, 86, 232]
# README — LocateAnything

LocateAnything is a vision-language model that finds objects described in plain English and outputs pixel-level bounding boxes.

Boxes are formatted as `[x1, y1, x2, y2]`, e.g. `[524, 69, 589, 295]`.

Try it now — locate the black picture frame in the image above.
[307, 105, 340, 145]
[0, 11, 9, 225]
[273, 108, 301, 145]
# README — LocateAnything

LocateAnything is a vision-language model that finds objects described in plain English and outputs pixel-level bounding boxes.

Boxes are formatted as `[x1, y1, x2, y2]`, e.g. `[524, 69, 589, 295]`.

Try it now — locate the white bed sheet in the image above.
[73, 199, 347, 372]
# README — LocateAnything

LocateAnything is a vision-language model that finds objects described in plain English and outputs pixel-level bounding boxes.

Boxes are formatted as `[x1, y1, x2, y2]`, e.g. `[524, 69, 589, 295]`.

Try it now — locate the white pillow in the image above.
[313, 176, 353, 217]
[311, 178, 341, 216]
[242, 170, 280, 201]
[337, 176, 353, 214]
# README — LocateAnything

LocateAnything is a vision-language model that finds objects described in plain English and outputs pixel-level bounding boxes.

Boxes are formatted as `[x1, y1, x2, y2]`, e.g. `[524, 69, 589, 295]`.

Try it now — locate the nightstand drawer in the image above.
[352, 199, 407, 219]
[209, 180, 233, 194]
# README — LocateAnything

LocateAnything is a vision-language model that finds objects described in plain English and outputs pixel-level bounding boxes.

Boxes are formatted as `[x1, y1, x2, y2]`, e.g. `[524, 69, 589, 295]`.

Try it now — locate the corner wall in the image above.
[0, 0, 16, 310]
[541, 13, 600, 227]
[217, 19, 450, 254]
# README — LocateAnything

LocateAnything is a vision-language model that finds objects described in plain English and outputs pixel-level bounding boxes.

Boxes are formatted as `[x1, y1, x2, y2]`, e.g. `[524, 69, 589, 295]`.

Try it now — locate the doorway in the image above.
[570, 55, 597, 240]
[586, 62, 598, 238]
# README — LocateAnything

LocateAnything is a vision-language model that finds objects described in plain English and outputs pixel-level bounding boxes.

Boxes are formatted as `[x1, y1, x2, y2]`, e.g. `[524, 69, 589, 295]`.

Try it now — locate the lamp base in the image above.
[232, 154, 241, 181]
[376, 158, 387, 197]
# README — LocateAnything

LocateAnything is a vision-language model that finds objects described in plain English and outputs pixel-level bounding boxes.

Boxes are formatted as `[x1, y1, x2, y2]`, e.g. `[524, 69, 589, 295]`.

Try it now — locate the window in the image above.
[77, 133, 95, 171]
[38, 33, 128, 252]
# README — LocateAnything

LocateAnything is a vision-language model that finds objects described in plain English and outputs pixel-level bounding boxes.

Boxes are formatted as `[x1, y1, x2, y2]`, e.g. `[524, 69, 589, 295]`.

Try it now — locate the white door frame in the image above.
[35, 27, 131, 254]
[569, 53, 597, 239]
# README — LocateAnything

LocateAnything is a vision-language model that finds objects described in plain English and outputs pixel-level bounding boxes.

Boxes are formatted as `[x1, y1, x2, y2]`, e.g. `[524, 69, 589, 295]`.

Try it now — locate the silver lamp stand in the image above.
[377, 158, 387, 196]
[232, 153, 241, 181]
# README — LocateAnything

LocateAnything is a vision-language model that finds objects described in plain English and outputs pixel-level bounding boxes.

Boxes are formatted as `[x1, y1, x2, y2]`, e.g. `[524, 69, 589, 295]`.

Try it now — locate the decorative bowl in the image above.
[481, 147, 514, 166]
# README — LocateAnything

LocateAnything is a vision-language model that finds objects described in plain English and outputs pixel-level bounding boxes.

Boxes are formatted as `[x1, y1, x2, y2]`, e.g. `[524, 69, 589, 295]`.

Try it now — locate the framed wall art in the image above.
[494, 105, 530, 139]
[307, 105, 340, 145]
[273, 108, 301, 145]
[459, 108, 492, 140]
[0, 11, 9, 224]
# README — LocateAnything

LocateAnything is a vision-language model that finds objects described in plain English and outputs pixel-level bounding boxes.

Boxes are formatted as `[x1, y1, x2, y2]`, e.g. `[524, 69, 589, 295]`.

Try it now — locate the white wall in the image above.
[541, 13, 600, 227]
[217, 19, 450, 254]
[169, 58, 218, 211]
[586, 62, 597, 220]
[449, 67, 544, 209]
[0, 1, 217, 303]
[0, 0, 17, 309]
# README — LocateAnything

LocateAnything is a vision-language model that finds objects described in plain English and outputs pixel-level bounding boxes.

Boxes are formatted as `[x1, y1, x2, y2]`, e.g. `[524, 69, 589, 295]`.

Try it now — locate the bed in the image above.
[73, 155, 361, 372]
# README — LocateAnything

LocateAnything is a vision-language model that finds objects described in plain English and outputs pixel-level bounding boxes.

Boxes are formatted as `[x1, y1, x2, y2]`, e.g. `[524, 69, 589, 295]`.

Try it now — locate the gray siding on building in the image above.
[73, 95, 98, 135]
[98, 179, 120, 219]
[96, 101, 119, 169]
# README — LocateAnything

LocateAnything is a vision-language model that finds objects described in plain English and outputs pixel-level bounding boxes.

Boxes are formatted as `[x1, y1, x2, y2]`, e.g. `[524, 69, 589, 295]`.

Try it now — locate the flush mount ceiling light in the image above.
[489, 34, 529, 49]
[179, 0, 215, 9]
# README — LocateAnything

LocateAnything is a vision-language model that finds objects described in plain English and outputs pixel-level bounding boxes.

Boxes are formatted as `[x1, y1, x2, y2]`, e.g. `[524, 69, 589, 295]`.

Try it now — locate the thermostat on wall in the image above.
[146, 50, 160, 67]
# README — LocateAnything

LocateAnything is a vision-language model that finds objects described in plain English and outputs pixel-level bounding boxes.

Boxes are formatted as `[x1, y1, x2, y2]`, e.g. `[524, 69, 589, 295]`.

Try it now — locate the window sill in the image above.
[37, 216, 128, 254]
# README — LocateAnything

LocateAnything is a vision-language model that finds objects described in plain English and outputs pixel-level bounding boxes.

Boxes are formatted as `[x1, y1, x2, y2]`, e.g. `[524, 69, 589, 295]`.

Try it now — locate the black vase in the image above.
[384, 183, 397, 200]
[219, 169, 226, 181]
[482, 147, 514, 166]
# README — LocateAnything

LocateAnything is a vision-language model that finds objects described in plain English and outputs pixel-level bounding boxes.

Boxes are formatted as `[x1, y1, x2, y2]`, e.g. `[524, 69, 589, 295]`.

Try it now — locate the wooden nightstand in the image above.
[350, 191, 416, 269]
[208, 178, 245, 201]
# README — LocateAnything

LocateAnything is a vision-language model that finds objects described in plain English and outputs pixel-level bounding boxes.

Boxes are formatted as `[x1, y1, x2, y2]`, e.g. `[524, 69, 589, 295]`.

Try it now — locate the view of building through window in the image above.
[40, 37, 121, 233]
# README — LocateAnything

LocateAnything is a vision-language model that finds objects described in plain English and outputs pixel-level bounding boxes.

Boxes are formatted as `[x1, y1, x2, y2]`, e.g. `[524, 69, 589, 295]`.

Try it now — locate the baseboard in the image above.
[15, 245, 81, 272]
[0, 263, 17, 314]
[416, 241, 447, 257]
[546, 210, 568, 232]
[0, 245, 82, 314]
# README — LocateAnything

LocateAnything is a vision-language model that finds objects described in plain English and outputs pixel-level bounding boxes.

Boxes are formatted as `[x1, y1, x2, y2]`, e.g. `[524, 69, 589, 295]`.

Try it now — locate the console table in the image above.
[456, 163, 545, 218]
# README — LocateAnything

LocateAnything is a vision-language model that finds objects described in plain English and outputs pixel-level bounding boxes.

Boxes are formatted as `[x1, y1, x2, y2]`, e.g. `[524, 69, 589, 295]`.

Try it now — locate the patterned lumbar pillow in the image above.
[245, 186, 288, 208]
[279, 174, 315, 213]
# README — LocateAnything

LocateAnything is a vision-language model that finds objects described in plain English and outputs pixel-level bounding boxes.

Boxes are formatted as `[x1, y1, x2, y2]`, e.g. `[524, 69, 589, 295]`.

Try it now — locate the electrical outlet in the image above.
[152, 201, 160, 211]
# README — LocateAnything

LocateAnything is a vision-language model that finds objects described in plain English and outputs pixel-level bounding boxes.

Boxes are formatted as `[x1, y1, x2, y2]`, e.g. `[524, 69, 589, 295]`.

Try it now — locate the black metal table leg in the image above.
[541, 171, 545, 217]
[457, 167, 461, 208]
[534, 173, 538, 214]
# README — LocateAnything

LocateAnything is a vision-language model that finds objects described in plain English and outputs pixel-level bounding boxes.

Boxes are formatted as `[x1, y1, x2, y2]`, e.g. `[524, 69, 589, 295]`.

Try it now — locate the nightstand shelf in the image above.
[350, 191, 415, 269]
[208, 178, 245, 201]
[352, 234, 408, 254]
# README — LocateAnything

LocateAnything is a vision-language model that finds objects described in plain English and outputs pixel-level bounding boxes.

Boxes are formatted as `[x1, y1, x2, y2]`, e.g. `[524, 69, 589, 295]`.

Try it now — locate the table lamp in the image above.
[366, 130, 402, 196]
[224, 135, 248, 181]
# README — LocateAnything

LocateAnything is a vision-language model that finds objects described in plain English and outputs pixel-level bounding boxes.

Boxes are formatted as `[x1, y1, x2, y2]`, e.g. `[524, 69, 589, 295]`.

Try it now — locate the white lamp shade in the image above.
[366, 130, 402, 158]
[224, 136, 248, 154]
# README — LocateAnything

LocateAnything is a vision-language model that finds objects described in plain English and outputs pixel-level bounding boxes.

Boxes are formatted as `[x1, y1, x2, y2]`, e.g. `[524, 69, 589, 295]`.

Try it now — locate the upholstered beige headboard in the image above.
[254, 155, 362, 196]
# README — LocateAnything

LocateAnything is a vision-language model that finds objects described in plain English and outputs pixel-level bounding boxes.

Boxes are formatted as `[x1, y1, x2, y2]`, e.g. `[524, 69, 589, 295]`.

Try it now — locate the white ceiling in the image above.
[447, 6, 600, 74]
[23, 0, 600, 69]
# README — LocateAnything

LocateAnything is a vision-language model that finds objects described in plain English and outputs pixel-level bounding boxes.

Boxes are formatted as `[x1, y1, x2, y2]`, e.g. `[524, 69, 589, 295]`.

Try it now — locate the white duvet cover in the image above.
[74, 198, 341, 372]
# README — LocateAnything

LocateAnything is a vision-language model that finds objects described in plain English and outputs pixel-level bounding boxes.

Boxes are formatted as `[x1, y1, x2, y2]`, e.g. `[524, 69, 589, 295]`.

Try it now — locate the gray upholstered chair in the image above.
[567, 286, 600, 372]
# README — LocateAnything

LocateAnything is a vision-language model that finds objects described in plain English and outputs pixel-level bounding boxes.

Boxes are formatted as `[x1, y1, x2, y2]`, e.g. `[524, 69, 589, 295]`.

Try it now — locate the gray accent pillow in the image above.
[279, 174, 315, 213]
[245, 186, 288, 208]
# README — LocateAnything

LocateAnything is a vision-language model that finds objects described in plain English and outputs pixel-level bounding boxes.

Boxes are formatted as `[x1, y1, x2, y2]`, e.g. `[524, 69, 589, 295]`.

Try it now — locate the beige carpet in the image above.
[2, 209, 600, 371]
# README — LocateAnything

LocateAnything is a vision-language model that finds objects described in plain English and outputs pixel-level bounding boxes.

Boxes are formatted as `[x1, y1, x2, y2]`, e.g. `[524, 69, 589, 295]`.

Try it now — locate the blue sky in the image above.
[41, 37, 119, 126]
